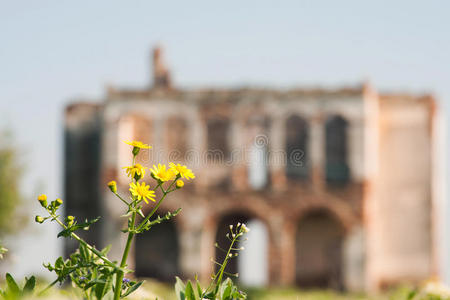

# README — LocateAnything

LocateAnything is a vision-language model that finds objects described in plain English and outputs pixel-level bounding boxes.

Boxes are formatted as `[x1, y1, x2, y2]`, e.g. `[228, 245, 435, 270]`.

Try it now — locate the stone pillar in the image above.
[192, 110, 208, 192]
[179, 214, 204, 279]
[200, 216, 217, 283]
[348, 119, 365, 182]
[270, 115, 287, 191]
[279, 217, 296, 285]
[343, 226, 366, 291]
[310, 115, 325, 190]
[231, 119, 249, 191]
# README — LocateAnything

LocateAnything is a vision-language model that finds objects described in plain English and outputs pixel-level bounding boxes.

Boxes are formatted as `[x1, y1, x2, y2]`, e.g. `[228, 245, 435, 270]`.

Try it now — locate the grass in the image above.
[119, 280, 415, 300]
[0, 278, 435, 299]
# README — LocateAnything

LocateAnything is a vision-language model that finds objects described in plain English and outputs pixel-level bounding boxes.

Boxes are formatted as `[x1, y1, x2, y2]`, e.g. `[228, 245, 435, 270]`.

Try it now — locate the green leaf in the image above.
[5, 273, 20, 294]
[101, 244, 112, 255]
[407, 290, 417, 300]
[55, 256, 64, 269]
[140, 208, 182, 232]
[57, 228, 72, 238]
[202, 291, 215, 300]
[94, 278, 108, 299]
[222, 284, 232, 300]
[23, 276, 36, 293]
[84, 280, 98, 290]
[121, 281, 143, 298]
[218, 279, 233, 300]
[185, 281, 196, 300]
[196, 281, 202, 298]
[174, 277, 186, 300]
[79, 243, 89, 261]
[57, 217, 100, 238]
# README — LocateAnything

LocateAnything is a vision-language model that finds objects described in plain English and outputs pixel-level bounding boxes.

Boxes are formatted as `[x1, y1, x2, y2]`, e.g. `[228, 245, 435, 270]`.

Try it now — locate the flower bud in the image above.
[37, 194, 47, 207]
[176, 179, 184, 188]
[240, 223, 250, 233]
[132, 146, 140, 156]
[35, 215, 45, 223]
[54, 198, 63, 208]
[66, 215, 75, 226]
[107, 180, 117, 193]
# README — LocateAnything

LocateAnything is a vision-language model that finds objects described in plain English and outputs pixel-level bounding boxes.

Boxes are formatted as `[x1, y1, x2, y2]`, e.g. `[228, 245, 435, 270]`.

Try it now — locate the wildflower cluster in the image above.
[34, 140, 195, 300]
[175, 223, 249, 300]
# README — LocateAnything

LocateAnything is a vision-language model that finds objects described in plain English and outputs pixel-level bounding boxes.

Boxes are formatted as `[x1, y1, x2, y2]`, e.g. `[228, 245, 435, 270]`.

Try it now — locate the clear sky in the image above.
[0, 0, 449, 279]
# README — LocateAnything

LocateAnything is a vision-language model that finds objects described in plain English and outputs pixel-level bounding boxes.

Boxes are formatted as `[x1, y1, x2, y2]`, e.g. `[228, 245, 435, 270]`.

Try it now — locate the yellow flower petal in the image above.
[169, 163, 195, 180]
[150, 164, 177, 182]
[129, 182, 155, 203]
[124, 140, 151, 149]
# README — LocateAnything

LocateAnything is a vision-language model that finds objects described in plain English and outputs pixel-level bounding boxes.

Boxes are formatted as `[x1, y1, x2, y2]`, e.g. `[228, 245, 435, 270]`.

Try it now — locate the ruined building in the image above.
[64, 47, 441, 291]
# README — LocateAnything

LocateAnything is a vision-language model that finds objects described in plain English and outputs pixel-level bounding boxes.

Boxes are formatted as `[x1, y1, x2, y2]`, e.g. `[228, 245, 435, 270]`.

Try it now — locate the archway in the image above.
[215, 214, 269, 287]
[135, 219, 179, 282]
[295, 209, 345, 289]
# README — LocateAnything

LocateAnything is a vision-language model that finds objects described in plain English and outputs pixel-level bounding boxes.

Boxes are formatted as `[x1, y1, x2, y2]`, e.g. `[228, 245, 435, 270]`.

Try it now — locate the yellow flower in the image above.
[176, 179, 184, 188]
[108, 180, 117, 193]
[129, 182, 155, 204]
[124, 140, 151, 149]
[150, 164, 177, 182]
[123, 164, 146, 179]
[169, 163, 195, 180]
[37, 194, 47, 207]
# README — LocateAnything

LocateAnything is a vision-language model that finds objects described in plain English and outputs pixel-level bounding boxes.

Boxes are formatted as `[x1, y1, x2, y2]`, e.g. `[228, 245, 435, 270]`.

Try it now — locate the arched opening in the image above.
[135, 219, 179, 282]
[215, 214, 269, 287]
[296, 210, 345, 289]
[325, 115, 349, 184]
[285, 115, 309, 179]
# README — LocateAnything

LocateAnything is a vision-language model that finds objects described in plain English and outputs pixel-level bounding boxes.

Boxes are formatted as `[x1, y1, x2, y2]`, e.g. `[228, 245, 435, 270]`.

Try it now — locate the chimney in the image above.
[152, 46, 172, 89]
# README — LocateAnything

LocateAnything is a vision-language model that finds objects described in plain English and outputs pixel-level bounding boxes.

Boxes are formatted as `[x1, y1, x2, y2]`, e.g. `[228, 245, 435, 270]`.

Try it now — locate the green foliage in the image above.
[175, 277, 246, 300]
[0, 273, 36, 299]
[57, 217, 100, 238]
[32, 141, 193, 299]
[0, 131, 23, 236]
[136, 208, 181, 233]
[174, 223, 249, 300]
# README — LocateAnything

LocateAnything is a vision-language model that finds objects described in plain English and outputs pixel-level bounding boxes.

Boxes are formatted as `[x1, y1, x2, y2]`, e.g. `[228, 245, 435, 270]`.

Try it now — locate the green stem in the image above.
[215, 236, 236, 289]
[203, 232, 239, 297]
[113, 209, 137, 300]
[38, 278, 59, 296]
[49, 212, 119, 270]
[114, 192, 130, 206]
[113, 153, 140, 300]
[135, 181, 173, 232]
[85, 289, 91, 300]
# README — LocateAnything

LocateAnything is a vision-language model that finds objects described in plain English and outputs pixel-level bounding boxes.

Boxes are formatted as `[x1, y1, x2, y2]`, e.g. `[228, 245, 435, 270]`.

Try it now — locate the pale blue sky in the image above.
[0, 0, 449, 279]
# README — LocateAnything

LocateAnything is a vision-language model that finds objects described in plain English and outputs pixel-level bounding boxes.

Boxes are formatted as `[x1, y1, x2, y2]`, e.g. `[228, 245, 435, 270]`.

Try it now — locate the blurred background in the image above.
[0, 0, 449, 296]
